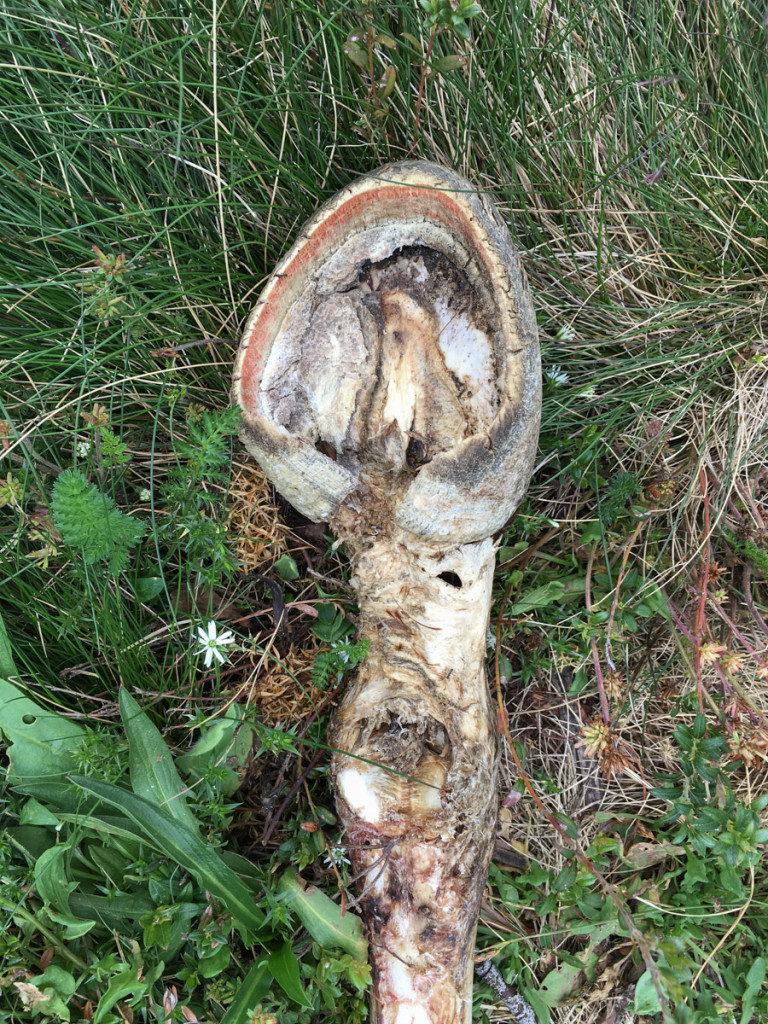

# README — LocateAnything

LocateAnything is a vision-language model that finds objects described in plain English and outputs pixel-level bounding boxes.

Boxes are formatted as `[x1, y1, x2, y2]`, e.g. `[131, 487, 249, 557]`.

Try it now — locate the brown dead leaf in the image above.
[622, 840, 681, 869]
[585, 963, 621, 1004]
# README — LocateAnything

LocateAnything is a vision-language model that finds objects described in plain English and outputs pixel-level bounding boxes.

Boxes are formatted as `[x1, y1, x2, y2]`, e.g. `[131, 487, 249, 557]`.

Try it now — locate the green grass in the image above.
[1, 0, 768, 1021]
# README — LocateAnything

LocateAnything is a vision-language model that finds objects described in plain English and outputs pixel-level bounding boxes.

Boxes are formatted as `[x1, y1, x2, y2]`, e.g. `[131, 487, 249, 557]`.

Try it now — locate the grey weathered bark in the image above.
[233, 161, 541, 1023]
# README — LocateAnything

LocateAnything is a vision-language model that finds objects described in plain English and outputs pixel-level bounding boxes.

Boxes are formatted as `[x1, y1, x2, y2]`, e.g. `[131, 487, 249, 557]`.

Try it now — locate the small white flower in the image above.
[76, 440, 92, 457]
[545, 365, 569, 386]
[139, 488, 152, 502]
[555, 325, 575, 342]
[194, 620, 236, 668]
[486, 630, 497, 651]
[323, 844, 351, 868]
[330, 641, 351, 664]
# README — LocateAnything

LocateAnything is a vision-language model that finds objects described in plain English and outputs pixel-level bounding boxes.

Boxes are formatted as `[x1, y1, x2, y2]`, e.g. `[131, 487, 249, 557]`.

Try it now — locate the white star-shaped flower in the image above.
[194, 620, 236, 668]
[545, 364, 569, 386]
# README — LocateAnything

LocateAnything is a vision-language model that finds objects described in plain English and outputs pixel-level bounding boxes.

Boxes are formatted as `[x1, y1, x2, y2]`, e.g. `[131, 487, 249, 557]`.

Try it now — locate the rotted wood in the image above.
[233, 160, 541, 1024]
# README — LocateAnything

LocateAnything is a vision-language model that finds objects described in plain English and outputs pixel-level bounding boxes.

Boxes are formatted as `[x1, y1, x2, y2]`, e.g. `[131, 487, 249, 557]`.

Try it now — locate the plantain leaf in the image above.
[0, 680, 85, 797]
[68, 892, 155, 931]
[277, 869, 367, 959]
[69, 776, 265, 939]
[176, 705, 257, 797]
[34, 845, 78, 915]
[509, 580, 566, 614]
[133, 576, 164, 601]
[19, 797, 60, 827]
[268, 941, 313, 1008]
[220, 961, 272, 1024]
[118, 688, 199, 829]
[0, 610, 17, 678]
[633, 970, 661, 1015]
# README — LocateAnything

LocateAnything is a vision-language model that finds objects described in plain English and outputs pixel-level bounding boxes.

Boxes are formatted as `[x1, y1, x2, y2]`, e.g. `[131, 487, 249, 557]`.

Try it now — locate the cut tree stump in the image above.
[233, 160, 541, 1024]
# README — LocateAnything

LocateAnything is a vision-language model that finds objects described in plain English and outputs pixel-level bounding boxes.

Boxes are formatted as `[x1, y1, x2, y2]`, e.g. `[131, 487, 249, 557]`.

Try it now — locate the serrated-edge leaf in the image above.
[277, 869, 367, 959]
[118, 688, 198, 830]
[69, 776, 265, 937]
[268, 941, 313, 1008]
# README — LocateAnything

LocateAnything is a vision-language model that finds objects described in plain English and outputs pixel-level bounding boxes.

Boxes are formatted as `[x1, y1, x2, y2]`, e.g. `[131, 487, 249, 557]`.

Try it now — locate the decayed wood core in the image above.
[259, 243, 501, 482]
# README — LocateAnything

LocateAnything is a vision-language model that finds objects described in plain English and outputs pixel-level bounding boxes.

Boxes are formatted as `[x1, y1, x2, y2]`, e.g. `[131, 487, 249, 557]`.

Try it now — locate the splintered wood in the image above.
[233, 161, 541, 1024]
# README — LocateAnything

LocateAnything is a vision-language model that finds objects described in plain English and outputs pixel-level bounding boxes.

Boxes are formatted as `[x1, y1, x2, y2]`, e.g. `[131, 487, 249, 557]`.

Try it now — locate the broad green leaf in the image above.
[741, 957, 766, 1024]
[0, 679, 85, 790]
[177, 705, 257, 797]
[118, 688, 198, 829]
[277, 869, 367, 959]
[133, 576, 164, 601]
[57, 812, 143, 846]
[633, 970, 661, 1015]
[12, 780, 90, 814]
[509, 580, 566, 614]
[400, 31, 422, 50]
[45, 909, 96, 940]
[432, 54, 466, 73]
[0, 610, 17, 678]
[69, 776, 265, 938]
[34, 846, 77, 915]
[69, 892, 155, 931]
[539, 961, 582, 1007]
[19, 798, 60, 827]
[640, 582, 670, 620]
[343, 39, 368, 70]
[6, 825, 57, 862]
[220, 961, 272, 1024]
[88, 844, 131, 885]
[199, 943, 231, 978]
[92, 966, 149, 1024]
[273, 554, 299, 581]
[23, 965, 77, 1022]
[524, 987, 551, 1024]
[220, 850, 265, 886]
[268, 941, 313, 1008]
[31, 966, 77, 999]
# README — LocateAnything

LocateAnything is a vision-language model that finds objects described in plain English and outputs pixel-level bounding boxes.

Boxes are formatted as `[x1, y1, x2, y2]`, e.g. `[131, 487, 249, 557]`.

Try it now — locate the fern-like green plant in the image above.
[311, 638, 370, 690]
[598, 471, 641, 527]
[160, 405, 242, 587]
[52, 469, 145, 572]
